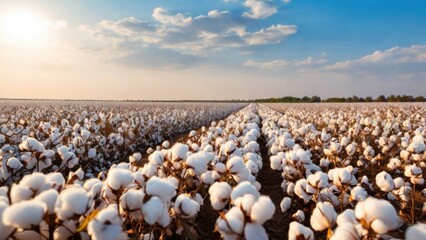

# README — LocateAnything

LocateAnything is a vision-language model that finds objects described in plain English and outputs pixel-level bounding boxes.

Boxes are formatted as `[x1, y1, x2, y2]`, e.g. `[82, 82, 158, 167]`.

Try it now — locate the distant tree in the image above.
[365, 96, 373, 102]
[311, 96, 321, 102]
[376, 95, 387, 102]
[415, 96, 426, 102]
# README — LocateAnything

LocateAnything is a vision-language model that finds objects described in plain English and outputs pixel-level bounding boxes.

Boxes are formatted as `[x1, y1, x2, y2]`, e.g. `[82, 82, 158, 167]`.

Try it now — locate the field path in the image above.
[256, 105, 289, 240]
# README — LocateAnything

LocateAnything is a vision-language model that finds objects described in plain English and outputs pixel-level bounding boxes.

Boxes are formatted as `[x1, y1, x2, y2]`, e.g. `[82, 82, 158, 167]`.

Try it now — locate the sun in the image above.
[0, 9, 46, 45]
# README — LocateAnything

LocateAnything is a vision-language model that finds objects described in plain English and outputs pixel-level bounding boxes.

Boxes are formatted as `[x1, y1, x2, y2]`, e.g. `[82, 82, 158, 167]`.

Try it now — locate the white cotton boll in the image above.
[142, 196, 170, 227]
[287, 182, 295, 196]
[46, 172, 65, 191]
[209, 182, 232, 210]
[404, 164, 424, 185]
[162, 140, 170, 149]
[55, 187, 90, 220]
[244, 222, 268, 240]
[216, 207, 245, 235]
[148, 151, 164, 166]
[280, 197, 291, 213]
[120, 189, 144, 218]
[19, 137, 45, 152]
[406, 223, 426, 240]
[408, 136, 426, 154]
[20, 172, 50, 194]
[0, 202, 14, 239]
[310, 202, 337, 231]
[307, 171, 329, 190]
[288, 221, 314, 240]
[354, 197, 403, 234]
[270, 155, 282, 170]
[294, 179, 311, 203]
[320, 158, 330, 168]
[88, 148, 97, 159]
[296, 148, 311, 164]
[393, 177, 404, 189]
[174, 194, 200, 218]
[186, 152, 208, 176]
[387, 158, 401, 170]
[400, 149, 410, 161]
[234, 194, 257, 217]
[215, 162, 227, 173]
[34, 189, 59, 215]
[293, 210, 305, 222]
[9, 184, 32, 204]
[141, 162, 158, 178]
[227, 156, 246, 174]
[80, 129, 91, 141]
[336, 209, 357, 226]
[231, 181, 260, 202]
[331, 223, 361, 240]
[146, 176, 177, 202]
[351, 186, 368, 202]
[250, 196, 275, 225]
[84, 178, 103, 199]
[69, 168, 85, 182]
[3, 200, 44, 229]
[88, 204, 125, 240]
[245, 159, 260, 174]
[170, 143, 189, 161]
[7, 157, 22, 170]
[201, 171, 215, 185]
[375, 171, 395, 192]
[106, 168, 133, 191]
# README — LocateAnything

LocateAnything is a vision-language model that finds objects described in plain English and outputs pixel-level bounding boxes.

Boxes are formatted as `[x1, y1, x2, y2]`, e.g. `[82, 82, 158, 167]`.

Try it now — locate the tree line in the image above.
[252, 95, 426, 103]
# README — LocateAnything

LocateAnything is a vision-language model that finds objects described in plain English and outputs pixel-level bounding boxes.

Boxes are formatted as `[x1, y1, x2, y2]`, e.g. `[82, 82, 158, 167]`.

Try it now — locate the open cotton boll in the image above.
[245, 159, 260, 174]
[148, 151, 164, 166]
[7, 157, 22, 170]
[141, 162, 158, 179]
[354, 197, 403, 234]
[55, 187, 91, 220]
[0, 202, 14, 240]
[201, 171, 215, 185]
[292, 210, 305, 222]
[351, 186, 368, 202]
[336, 209, 358, 226]
[215, 162, 227, 173]
[170, 143, 189, 161]
[227, 156, 246, 174]
[88, 204, 126, 240]
[34, 189, 59, 215]
[45, 172, 65, 191]
[216, 207, 245, 235]
[209, 182, 232, 210]
[387, 158, 401, 170]
[231, 181, 260, 202]
[174, 194, 200, 218]
[146, 176, 177, 203]
[234, 194, 257, 217]
[406, 223, 426, 240]
[331, 223, 361, 240]
[106, 168, 133, 191]
[120, 189, 144, 218]
[288, 221, 314, 240]
[375, 171, 395, 192]
[270, 155, 282, 170]
[19, 172, 50, 194]
[250, 196, 275, 225]
[10, 184, 33, 204]
[408, 136, 426, 154]
[310, 202, 337, 231]
[142, 196, 170, 227]
[186, 152, 208, 176]
[3, 200, 45, 229]
[280, 197, 291, 213]
[294, 178, 311, 203]
[19, 137, 45, 153]
[244, 222, 268, 240]
[404, 164, 424, 185]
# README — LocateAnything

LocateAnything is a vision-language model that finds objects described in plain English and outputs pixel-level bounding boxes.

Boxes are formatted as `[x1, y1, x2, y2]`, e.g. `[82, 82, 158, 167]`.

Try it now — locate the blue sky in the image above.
[0, 0, 426, 100]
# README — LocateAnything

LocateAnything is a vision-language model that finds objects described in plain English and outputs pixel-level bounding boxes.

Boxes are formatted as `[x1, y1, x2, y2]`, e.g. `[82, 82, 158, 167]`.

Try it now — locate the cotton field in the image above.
[0, 101, 425, 240]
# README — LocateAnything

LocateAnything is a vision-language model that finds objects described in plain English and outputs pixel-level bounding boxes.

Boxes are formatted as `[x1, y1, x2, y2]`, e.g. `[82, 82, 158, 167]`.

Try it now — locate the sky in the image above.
[0, 0, 426, 100]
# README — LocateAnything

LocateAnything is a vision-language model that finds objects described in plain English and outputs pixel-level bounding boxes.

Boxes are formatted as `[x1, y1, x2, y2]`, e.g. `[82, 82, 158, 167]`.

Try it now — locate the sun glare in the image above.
[1, 9, 46, 45]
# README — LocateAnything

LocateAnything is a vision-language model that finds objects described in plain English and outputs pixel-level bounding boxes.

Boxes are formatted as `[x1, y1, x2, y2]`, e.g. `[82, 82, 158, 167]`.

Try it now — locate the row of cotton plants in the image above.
[0, 101, 245, 185]
[258, 103, 426, 239]
[0, 103, 277, 240]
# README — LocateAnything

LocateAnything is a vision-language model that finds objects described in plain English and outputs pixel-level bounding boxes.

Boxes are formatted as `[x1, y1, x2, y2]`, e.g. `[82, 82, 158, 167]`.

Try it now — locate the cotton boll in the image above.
[250, 196, 275, 225]
[280, 197, 291, 213]
[244, 222, 268, 240]
[354, 197, 403, 234]
[46, 172, 65, 191]
[201, 171, 216, 185]
[106, 168, 133, 191]
[19, 172, 50, 195]
[288, 221, 314, 240]
[231, 181, 260, 202]
[387, 158, 401, 170]
[34, 189, 59, 214]
[331, 223, 361, 240]
[215, 162, 226, 173]
[227, 156, 246, 174]
[0, 202, 14, 240]
[310, 202, 337, 231]
[294, 179, 311, 203]
[351, 186, 368, 202]
[3, 200, 45, 229]
[406, 223, 426, 240]
[234, 194, 257, 217]
[142, 196, 170, 227]
[375, 171, 395, 192]
[245, 159, 260, 174]
[145, 176, 177, 203]
[120, 189, 144, 218]
[141, 162, 158, 179]
[174, 194, 200, 218]
[19, 137, 45, 153]
[186, 152, 208, 176]
[148, 151, 164, 166]
[209, 182, 232, 210]
[10, 183, 33, 203]
[55, 187, 91, 220]
[7, 157, 22, 170]
[88, 204, 126, 240]
[170, 143, 189, 161]
[404, 164, 424, 185]
[292, 210, 305, 222]
[270, 155, 282, 170]
[216, 207, 245, 235]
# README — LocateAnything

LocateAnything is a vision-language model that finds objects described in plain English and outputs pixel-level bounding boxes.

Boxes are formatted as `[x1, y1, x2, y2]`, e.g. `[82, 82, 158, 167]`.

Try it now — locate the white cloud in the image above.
[283, 0, 292, 3]
[152, 7, 192, 26]
[324, 45, 426, 70]
[242, 24, 297, 45]
[242, 0, 277, 19]
[244, 56, 327, 69]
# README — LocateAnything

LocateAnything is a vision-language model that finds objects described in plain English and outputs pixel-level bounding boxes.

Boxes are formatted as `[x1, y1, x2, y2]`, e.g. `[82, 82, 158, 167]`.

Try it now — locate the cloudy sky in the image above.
[1, 0, 425, 100]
